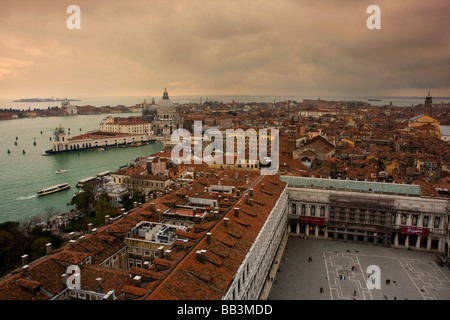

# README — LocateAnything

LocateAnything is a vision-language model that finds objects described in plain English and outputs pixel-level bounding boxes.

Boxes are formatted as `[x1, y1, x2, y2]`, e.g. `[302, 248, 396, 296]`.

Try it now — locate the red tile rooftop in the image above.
[144, 174, 286, 300]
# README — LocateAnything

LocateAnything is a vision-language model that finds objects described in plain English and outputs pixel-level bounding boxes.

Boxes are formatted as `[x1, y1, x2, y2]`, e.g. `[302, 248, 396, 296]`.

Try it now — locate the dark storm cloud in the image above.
[0, 0, 449, 98]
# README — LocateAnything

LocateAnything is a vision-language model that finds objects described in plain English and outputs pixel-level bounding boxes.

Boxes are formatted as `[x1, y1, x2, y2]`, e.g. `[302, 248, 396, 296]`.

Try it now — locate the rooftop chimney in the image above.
[46, 243, 52, 255]
[88, 223, 93, 233]
[261, 183, 265, 189]
[133, 275, 142, 287]
[196, 250, 206, 264]
[249, 188, 253, 197]
[156, 209, 161, 222]
[234, 208, 240, 218]
[249, 198, 253, 206]
[22, 265, 29, 277]
[21, 254, 29, 266]
[104, 215, 110, 224]
[158, 246, 164, 258]
[206, 232, 212, 245]
[224, 217, 229, 228]
[96, 277, 103, 292]
[164, 249, 172, 260]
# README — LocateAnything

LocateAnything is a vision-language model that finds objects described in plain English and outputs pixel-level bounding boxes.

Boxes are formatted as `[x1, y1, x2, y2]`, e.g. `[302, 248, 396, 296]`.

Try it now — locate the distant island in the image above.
[12, 98, 82, 102]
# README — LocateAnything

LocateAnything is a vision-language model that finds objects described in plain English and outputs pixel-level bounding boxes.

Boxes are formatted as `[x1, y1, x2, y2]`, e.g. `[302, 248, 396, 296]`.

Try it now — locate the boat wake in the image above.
[16, 195, 37, 200]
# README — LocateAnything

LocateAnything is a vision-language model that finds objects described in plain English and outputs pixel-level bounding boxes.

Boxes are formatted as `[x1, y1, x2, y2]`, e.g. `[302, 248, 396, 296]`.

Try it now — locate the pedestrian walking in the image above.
[320, 286, 324, 293]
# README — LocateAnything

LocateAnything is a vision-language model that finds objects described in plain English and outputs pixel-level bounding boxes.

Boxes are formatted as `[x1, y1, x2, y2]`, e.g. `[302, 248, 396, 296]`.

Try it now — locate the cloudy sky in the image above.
[0, 0, 449, 99]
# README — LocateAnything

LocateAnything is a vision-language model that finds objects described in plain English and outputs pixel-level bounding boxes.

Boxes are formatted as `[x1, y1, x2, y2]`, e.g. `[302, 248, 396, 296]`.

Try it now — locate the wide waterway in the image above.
[0, 113, 163, 223]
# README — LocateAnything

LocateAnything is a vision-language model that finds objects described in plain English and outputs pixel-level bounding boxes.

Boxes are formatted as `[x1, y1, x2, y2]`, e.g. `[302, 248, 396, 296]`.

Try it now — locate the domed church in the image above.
[142, 88, 183, 137]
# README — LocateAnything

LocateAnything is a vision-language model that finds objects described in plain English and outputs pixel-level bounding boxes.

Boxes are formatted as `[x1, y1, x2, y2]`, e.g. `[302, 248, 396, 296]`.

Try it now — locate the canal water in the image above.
[0, 113, 162, 223]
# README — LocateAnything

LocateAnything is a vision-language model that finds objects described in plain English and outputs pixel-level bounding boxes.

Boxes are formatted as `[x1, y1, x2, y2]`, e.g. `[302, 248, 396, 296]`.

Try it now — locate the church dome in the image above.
[158, 88, 175, 111]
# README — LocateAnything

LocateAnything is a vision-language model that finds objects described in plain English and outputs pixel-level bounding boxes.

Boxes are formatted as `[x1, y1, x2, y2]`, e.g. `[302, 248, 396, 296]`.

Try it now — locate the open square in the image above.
[268, 237, 450, 300]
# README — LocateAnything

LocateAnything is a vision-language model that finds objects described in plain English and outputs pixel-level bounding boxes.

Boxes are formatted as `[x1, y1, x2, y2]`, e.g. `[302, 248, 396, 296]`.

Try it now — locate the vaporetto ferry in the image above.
[37, 183, 71, 196]
[44, 125, 156, 155]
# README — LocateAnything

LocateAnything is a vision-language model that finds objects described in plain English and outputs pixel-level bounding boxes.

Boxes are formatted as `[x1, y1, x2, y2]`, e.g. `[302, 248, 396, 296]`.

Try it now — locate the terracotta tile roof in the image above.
[77, 264, 133, 294]
[144, 175, 287, 300]
[121, 284, 149, 297]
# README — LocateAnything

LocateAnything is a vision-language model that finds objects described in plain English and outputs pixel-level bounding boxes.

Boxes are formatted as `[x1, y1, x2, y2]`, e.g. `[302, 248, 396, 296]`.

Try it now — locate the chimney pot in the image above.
[88, 223, 93, 233]
[96, 277, 103, 292]
[22, 265, 29, 277]
[206, 232, 212, 244]
[133, 275, 142, 287]
[234, 207, 240, 217]
[224, 217, 229, 228]
[156, 209, 161, 222]
[46, 243, 52, 255]
[196, 250, 206, 264]
[158, 246, 164, 258]
[21, 254, 28, 266]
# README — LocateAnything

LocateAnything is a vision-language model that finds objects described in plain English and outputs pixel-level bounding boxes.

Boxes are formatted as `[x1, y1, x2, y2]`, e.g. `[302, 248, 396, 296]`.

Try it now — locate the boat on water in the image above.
[37, 183, 71, 196]
[55, 169, 67, 174]
[368, 98, 382, 101]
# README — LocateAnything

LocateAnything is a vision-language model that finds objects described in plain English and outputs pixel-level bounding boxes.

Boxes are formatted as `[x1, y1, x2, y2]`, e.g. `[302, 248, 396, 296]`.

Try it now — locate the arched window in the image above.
[423, 216, 429, 227]
[412, 215, 418, 226]
[434, 217, 440, 229]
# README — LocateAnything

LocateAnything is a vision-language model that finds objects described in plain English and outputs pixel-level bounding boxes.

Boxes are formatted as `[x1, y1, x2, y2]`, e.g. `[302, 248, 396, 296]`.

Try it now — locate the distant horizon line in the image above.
[4, 94, 450, 101]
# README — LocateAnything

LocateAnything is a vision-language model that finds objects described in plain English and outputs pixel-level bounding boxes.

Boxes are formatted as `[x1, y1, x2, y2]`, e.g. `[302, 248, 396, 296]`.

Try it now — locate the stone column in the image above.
[394, 233, 399, 247]
[427, 238, 432, 250]
[406, 214, 412, 226]
[314, 225, 319, 237]
[416, 236, 421, 249]
[324, 227, 328, 238]
[395, 214, 401, 226]
[305, 224, 309, 236]
[418, 215, 424, 228]
[296, 222, 300, 235]
[405, 235, 409, 248]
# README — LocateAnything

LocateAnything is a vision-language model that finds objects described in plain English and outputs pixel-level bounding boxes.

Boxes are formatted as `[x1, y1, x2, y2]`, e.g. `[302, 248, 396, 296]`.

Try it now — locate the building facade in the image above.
[282, 176, 449, 253]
